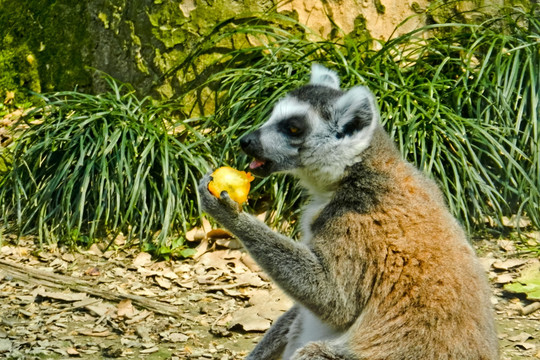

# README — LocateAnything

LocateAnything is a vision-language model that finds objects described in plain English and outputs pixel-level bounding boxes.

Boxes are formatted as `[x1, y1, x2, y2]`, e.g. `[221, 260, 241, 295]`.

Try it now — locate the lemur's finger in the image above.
[219, 191, 241, 213]
[198, 172, 214, 193]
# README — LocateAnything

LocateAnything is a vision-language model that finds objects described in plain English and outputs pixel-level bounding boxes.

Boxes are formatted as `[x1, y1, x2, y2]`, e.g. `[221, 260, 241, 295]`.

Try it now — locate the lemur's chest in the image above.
[300, 195, 332, 243]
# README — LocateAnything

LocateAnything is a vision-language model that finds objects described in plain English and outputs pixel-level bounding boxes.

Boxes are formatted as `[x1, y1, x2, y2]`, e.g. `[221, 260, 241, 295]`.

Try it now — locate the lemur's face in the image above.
[240, 86, 341, 177]
[240, 64, 379, 190]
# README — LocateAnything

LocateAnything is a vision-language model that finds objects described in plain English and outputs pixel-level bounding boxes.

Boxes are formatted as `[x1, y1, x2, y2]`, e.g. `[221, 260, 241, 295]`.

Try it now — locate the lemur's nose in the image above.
[239, 134, 254, 150]
[240, 132, 263, 157]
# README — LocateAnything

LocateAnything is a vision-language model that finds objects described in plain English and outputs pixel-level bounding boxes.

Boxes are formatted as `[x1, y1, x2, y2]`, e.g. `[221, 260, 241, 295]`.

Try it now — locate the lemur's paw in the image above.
[198, 171, 241, 221]
[292, 342, 347, 360]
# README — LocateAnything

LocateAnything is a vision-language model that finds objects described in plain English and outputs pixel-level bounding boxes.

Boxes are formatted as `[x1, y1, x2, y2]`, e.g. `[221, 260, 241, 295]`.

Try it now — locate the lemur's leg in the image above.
[291, 341, 356, 360]
[246, 305, 300, 360]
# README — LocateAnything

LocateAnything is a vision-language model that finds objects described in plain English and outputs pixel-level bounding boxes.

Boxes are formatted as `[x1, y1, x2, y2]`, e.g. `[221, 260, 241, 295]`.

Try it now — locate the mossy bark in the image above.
[0, 0, 276, 101]
[0, 0, 90, 102]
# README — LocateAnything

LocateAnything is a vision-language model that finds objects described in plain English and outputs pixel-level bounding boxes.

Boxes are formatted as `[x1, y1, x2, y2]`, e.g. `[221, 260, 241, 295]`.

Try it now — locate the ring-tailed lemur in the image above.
[198, 64, 498, 360]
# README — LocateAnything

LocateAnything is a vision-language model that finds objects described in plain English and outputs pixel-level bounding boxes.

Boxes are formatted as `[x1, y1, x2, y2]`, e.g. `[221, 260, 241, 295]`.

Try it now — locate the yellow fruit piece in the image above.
[208, 166, 255, 204]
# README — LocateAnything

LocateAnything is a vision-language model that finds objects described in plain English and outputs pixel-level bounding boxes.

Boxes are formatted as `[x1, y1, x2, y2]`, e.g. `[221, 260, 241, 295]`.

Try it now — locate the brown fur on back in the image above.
[309, 126, 498, 359]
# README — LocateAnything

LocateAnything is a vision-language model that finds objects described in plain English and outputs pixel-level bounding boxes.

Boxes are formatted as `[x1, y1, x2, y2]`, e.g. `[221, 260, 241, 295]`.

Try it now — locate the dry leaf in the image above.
[175, 280, 195, 289]
[247, 287, 293, 321]
[66, 347, 80, 356]
[117, 299, 136, 318]
[125, 310, 153, 325]
[132, 288, 157, 297]
[495, 274, 514, 284]
[167, 332, 189, 343]
[229, 306, 271, 332]
[498, 240, 516, 253]
[235, 273, 265, 287]
[241, 253, 262, 273]
[508, 332, 532, 343]
[136, 325, 151, 339]
[193, 237, 210, 259]
[207, 229, 233, 239]
[160, 269, 179, 280]
[132, 252, 152, 268]
[185, 227, 206, 242]
[85, 302, 116, 317]
[492, 259, 528, 271]
[84, 266, 100, 276]
[0, 339, 12, 352]
[502, 215, 531, 228]
[515, 342, 535, 350]
[198, 250, 235, 270]
[61, 253, 76, 263]
[87, 244, 103, 257]
[216, 238, 243, 250]
[155, 277, 172, 290]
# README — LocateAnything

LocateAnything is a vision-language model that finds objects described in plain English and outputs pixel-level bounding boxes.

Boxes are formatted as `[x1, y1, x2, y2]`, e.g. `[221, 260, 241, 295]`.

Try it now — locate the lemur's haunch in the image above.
[198, 64, 498, 360]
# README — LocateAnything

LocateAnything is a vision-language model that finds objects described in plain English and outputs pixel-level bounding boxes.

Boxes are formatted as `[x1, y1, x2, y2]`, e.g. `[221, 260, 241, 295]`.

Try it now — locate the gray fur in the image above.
[247, 305, 300, 360]
[198, 64, 498, 360]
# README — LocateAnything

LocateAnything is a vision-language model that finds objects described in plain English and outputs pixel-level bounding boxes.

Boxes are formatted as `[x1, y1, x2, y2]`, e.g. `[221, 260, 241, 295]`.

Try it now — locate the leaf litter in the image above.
[0, 229, 538, 359]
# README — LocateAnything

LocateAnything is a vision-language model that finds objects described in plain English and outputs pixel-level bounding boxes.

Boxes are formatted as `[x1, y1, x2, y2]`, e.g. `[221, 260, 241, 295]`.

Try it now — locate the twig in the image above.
[522, 302, 540, 316]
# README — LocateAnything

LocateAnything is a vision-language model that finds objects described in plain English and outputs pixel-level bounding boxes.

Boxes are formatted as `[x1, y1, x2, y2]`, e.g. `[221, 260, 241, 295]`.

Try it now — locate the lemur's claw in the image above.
[198, 171, 240, 220]
[219, 190, 241, 212]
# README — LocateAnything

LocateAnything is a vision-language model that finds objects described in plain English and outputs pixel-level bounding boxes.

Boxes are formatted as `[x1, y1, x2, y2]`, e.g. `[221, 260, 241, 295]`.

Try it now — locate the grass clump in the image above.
[0, 76, 210, 255]
[366, 8, 539, 229]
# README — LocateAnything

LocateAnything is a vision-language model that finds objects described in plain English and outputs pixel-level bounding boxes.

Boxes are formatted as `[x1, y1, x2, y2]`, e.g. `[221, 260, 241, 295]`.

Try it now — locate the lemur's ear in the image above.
[334, 86, 378, 139]
[309, 64, 340, 90]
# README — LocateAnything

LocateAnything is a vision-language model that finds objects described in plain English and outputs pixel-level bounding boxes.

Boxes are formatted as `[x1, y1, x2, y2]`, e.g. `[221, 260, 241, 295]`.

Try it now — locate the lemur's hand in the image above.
[198, 172, 241, 225]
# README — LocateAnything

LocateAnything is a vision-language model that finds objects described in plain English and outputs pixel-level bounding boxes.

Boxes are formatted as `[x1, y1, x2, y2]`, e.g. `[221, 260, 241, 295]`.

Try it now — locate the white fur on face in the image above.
[254, 73, 379, 195]
[294, 121, 377, 195]
[256, 97, 314, 167]
[267, 97, 312, 125]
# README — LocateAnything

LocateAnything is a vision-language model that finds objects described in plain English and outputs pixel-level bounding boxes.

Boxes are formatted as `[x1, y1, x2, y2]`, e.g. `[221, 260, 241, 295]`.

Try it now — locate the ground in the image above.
[0, 228, 539, 360]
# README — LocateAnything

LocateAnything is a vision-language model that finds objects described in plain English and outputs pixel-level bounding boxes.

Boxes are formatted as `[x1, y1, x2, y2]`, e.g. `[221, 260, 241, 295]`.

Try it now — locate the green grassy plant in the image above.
[0, 77, 210, 254]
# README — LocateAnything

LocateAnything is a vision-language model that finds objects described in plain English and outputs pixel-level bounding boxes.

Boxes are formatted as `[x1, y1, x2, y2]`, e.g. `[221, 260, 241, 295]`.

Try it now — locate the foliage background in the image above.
[0, 1, 539, 253]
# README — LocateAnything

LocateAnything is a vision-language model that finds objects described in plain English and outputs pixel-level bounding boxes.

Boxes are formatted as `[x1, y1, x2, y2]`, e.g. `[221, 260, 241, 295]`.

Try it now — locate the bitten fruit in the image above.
[208, 166, 255, 205]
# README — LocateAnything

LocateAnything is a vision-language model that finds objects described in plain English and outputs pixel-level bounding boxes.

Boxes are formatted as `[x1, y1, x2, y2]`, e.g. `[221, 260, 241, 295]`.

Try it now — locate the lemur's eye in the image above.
[279, 115, 306, 137]
[288, 126, 300, 135]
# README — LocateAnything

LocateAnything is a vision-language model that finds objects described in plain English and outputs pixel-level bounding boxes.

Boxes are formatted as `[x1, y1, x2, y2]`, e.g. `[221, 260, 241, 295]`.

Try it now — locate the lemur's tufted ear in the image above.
[309, 64, 340, 90]
[334, 86, 378, 139]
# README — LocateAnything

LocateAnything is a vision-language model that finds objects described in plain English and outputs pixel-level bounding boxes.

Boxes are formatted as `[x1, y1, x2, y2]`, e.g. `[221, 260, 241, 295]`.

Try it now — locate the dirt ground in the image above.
[0, 229, 539, 360]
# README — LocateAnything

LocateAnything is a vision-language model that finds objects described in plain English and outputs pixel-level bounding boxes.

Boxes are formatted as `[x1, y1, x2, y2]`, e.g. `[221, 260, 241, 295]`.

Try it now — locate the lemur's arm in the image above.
[246, 305, 299, 360]
[198, 174, 333, 312]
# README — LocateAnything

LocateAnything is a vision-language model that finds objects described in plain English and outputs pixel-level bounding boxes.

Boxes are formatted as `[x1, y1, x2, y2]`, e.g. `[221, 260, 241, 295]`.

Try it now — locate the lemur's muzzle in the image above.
[240, 132, 273, 177]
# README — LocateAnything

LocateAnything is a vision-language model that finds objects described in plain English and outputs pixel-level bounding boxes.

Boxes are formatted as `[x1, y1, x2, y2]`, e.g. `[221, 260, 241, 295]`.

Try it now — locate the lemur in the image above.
[198, 64, 498, 360]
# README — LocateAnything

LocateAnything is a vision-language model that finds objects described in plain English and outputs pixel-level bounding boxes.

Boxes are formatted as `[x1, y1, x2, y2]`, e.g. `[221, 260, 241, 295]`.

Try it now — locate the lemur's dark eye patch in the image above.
[278, 115, 307, 137]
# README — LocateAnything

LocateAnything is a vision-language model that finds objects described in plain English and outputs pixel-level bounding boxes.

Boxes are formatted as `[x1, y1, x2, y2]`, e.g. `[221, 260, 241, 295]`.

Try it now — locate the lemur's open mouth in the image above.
[249, 159, 267, 170]
[248, 158, 273, 177]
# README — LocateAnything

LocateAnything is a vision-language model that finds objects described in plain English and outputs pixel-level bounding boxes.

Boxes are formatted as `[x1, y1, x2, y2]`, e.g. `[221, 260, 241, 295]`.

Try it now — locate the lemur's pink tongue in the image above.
[249, 159, 266, 169]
